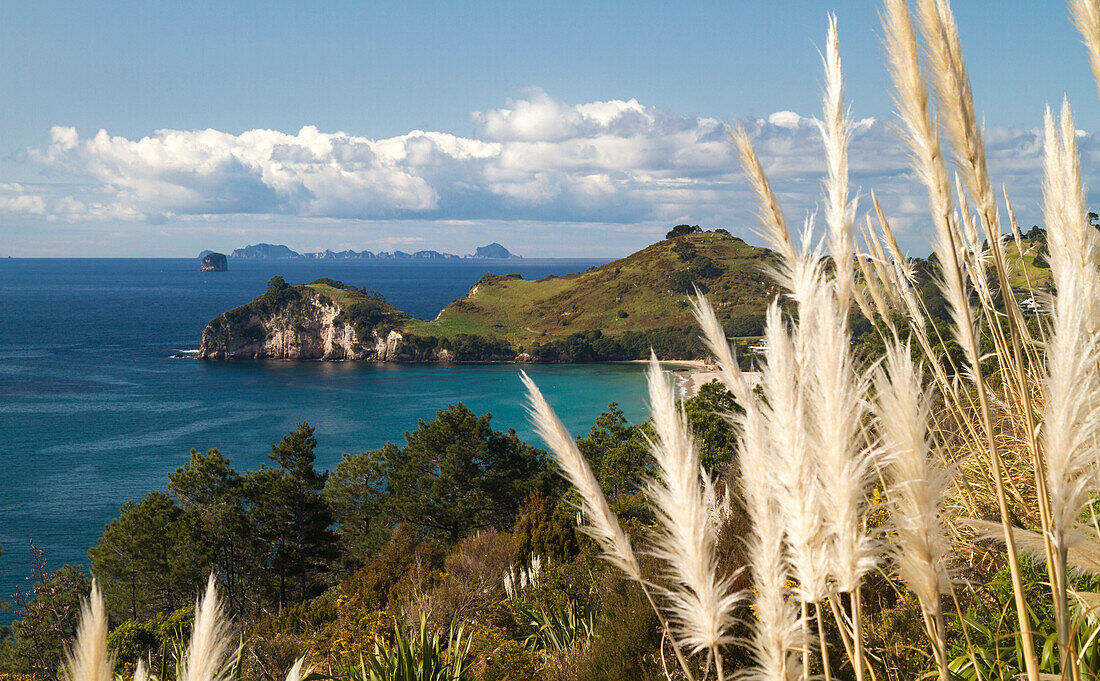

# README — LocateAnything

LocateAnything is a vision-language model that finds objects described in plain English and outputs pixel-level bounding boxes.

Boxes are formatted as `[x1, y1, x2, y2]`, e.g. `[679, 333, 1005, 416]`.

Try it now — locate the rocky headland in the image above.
[195, 232, 779, 365]
[198, 278, 414, 360]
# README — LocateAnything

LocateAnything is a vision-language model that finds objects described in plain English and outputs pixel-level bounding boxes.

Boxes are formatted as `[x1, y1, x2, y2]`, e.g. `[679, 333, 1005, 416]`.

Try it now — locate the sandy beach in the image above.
[631, 359, 759, 399]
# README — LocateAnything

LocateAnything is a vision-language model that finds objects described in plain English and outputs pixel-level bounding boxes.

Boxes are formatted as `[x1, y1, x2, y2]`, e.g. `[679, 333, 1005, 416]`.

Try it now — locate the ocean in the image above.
[0, 257, 652, 617]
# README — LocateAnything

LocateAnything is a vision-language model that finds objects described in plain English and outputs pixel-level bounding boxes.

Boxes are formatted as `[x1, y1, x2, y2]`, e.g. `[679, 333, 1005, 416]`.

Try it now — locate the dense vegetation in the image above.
[0, 385, 739, 681]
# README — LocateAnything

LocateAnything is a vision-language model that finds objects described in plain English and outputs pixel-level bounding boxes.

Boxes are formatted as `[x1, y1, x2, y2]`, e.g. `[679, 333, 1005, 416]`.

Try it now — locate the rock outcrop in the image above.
[471, 242, 520, 259]
[199, 252, 228, 272]
[198, 284, 405, 360]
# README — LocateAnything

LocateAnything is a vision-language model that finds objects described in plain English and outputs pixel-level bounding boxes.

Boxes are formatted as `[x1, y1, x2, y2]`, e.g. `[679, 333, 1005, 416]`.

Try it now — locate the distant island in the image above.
[206, 242, 522, 260]
[199, 252, 228, 272]
[195, 231, 778, 363]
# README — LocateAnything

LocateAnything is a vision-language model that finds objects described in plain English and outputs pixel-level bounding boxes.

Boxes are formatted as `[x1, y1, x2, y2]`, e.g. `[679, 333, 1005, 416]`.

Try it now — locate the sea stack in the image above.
[200, 252, 228, 272]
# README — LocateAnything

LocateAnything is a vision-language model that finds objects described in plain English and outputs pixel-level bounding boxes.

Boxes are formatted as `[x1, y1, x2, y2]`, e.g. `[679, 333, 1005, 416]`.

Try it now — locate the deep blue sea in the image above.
[0, 257, 651, 618]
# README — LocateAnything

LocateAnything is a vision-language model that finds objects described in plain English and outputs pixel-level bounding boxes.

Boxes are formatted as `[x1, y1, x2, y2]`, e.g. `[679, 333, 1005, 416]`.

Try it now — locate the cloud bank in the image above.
[5, 88, 1096, 254]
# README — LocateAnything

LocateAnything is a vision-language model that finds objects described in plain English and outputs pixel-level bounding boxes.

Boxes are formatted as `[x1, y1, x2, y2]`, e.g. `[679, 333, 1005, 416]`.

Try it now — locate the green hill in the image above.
[407, 231, 778, 347]
[197, 232, 781, 362]
[197, 229, 1060, 363]
[1003, 235, 1052, 293]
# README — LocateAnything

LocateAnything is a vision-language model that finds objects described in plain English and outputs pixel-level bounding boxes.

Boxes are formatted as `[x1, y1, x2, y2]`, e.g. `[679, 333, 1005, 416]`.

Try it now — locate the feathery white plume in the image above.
[740, 399, 803, 681]
[1041, 101, 1100, 543]
[818, 13, 858, 310]
[644, 356, 739, 654]
[65, 580, 113, 681]
[874, 344, 952, 612]
[759, 302, 828, 603]
[520, 372, 642, 582]
[177, 575, 234, 681]
[1072, 0, 1100, 98]
[691, 292, 753, 406]
[802, 272, 877, 592]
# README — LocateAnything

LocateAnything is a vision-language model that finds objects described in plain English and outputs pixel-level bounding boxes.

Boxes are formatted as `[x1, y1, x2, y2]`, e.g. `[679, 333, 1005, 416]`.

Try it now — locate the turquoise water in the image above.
[0, 258, 650, 614]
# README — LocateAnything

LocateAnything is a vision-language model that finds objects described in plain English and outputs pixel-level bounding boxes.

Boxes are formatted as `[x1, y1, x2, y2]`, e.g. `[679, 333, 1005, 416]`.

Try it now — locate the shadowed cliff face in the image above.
[198, 287, 403, 360]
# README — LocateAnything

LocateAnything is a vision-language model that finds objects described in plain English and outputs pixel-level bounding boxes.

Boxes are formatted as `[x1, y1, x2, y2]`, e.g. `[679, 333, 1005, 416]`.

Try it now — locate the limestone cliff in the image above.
[198, 279, 408, 360]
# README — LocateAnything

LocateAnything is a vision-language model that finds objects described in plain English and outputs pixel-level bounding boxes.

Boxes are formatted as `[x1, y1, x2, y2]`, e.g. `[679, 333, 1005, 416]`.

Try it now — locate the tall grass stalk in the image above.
[1040, 99, 1100, 677]
[873, 345, 952, 681]
[736, 393, 803, 681]
[64, 580, 113, 681]
[519, 371, 643, 584]
[520, 371, 696, 680]
[177, 575, 235, 681]
[882, 2, 1041, 677]
[643, 356, 739, 676]
[818, 14, 856, 311]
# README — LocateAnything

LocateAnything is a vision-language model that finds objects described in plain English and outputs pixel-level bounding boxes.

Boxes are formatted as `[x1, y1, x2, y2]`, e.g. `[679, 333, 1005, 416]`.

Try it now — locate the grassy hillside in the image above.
[205, 230, 1058, 362]
[1003, 235, 1052, 294]
[406, 231, 779, 347]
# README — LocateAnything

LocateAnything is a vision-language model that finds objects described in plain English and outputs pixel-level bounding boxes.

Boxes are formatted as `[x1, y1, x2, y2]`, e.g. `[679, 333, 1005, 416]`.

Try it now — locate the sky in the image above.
[2, 0, 1099, 258]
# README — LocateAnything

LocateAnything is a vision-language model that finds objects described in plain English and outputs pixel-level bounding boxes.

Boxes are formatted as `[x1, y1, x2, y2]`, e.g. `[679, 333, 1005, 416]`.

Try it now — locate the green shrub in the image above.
[723, 312, 765, 337]
[571, 574, 663, 681]
[688, 255, 721, 279]
[665, 224, 702, 239]
[671, 240, 697, 262]
[106, 620, 158, 666]
[512, 493, 579, 564]
[668, 270, 707, 295]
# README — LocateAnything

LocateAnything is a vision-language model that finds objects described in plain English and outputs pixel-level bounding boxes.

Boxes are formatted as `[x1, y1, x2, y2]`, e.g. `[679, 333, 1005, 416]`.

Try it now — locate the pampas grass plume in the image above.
[740, 402, 803, 681]
[177, 575, 234, 681]
[520, 371, 642, 582]
[1072, 0, 1100, 98]
[65, 580, 113, 681]
[1041, 101, 1100, 541]
[818, 13, 857, 309]
[643, 355, 738, 655]
[873, 344, 951, 611]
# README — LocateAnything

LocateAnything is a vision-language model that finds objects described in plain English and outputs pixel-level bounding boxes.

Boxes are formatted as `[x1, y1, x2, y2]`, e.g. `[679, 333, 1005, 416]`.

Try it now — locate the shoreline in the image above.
[626, 359, 759, 400]
[171, 352, 752, 399]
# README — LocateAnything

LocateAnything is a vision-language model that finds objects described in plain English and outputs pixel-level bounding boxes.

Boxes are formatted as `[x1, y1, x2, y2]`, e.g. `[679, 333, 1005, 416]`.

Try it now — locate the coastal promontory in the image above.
[198, 232, 779, 362]
[198, 277, 413, 360]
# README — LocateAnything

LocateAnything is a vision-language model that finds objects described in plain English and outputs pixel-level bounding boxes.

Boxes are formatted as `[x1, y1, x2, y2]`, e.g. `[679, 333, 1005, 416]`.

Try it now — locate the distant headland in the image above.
[194, 230, 778, 364]
[203, 242, 522, 260]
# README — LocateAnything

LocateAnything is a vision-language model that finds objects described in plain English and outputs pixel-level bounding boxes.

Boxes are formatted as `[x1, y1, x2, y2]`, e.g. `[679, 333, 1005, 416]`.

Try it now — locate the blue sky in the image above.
[2, 1, 1097, 257]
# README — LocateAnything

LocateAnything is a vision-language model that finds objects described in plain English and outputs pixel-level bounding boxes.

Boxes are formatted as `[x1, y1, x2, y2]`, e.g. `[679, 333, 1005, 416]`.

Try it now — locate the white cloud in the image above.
[5, 89, 1092, 255]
